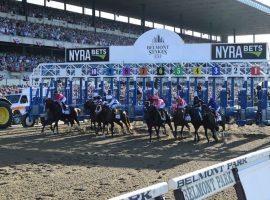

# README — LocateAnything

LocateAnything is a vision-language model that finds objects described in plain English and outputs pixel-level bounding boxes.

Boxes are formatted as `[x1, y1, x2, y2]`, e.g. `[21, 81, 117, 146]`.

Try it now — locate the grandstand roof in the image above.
[60, 0, 270, 36]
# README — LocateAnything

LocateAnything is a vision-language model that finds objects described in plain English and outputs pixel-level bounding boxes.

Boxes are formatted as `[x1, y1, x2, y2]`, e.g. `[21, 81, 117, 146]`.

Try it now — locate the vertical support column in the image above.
[64, 0, 66, 11]
[126, 77, 130, 106]
[91, 0, 96, 28]
[79, 78, 83, 104]
[212, 78, 216, 99]
[231, 78, 235, 107]
[133, 77, 137, 106]
[167, 77, 172, 107]
[29, 86, 33, 106]
[243, 77, 248, 90]
[186, 78, 190, 104]
[64, 78, 68, 100]
[205, 77, 209, 103]
[22, 0, 28, 21]
[250, 78, 254, 107]
[194, 78, 198, 92]
[94, 78, 98, 89]
[69, 79, 73, 105]
[143, 78, 146, 103]
[209, 22, 213, 42]
[110, 77, 114, 96]
[100, 78, 104, 99]
[141, 4, 145, 33]
[116, 77, 120, 102]
[233, 29, 236, 43]
[39, 83, 43, 104]
[84, 79, 88, 100]
[159, 78, 163, 99]
[176, 77, 180, 96]
[151, 77, 155, 96]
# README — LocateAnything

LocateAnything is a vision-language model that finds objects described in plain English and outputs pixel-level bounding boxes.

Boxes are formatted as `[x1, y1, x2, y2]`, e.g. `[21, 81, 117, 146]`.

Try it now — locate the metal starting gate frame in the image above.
[25, 61, 270, 126]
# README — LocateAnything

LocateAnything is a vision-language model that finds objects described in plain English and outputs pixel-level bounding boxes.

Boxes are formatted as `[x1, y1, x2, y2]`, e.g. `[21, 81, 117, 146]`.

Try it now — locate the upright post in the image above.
[84, 79, 88, 100]
[116, 77, 120, 101]
[230, 78, 235, 107]
[151, 77, 155, 96]
[186, 78, 190, 104]
[133, 77, 137, 106]
[167, 77, 172, 107]
[69, 80, 73, 105]
[159, 78, 163, 99]
[79, 78, 83, 104]
[212, 78, 216, 99]
[250, 78, 254, 107]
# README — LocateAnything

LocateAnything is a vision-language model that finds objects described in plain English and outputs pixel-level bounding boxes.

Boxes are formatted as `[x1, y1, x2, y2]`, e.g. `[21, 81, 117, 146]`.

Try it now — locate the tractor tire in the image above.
[0, 101, 13, 129]
[21, 113, 35, 128]
[13, 110, 22, 125]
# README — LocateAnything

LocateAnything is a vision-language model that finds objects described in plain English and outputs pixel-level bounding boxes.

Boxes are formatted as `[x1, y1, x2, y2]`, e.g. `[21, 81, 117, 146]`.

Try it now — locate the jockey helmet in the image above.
[177, 84, 182, 91]
[194, 96, 199, 101]
[106, 95, 113, 101]
[54, 90, 58, 95]
[176, 96, 182, 102]
[197, 85, 202, 91]
[93, 92, 99, 98]
[209, 97, 215, 102]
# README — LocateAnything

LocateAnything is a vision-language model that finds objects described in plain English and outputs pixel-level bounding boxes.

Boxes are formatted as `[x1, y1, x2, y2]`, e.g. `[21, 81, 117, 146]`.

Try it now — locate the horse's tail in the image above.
[122, 110, 131, 128]
[75, 108, 81, 115]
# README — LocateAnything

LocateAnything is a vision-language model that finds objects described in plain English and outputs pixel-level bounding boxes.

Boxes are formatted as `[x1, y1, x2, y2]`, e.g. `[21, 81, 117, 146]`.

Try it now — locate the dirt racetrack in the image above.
[0, 122, 270, 200]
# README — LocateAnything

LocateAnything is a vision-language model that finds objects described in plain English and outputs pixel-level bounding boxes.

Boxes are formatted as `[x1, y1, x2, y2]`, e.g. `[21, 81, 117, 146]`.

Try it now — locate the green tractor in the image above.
[0, 98, 13, 129]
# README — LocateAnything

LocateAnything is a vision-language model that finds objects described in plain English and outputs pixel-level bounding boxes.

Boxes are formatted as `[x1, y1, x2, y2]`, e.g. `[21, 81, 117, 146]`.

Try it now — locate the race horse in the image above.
[144, 103, 173, 142]
[202, 104, 226, 142]
[41, 98, 81, 134]
[172, 107, 190, 139]
[94, 103, 131, 137]
[185, 105, 203, 142]
[84, 99, 101, 132]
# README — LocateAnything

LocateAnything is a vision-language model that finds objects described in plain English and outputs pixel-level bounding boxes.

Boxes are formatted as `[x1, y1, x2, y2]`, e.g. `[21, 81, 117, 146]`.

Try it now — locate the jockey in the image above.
[105, 93, 121, 109]
[208, 97, 221, 114]
[92, 91, 102, 104]
[54, 91, 67, 110]
[171, 96, 187, 112]
[149, 95, 165, 109]
[193, 96, 204, 108]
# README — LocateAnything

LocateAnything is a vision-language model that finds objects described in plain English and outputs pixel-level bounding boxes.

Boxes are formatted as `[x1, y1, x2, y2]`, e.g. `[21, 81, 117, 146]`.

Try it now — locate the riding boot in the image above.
[62, 102, 66, 110]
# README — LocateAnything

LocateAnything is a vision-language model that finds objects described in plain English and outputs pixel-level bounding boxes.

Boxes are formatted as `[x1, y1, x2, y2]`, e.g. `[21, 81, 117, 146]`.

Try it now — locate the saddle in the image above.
[158, 109, 166, 121]
[58, 102, 70, 115]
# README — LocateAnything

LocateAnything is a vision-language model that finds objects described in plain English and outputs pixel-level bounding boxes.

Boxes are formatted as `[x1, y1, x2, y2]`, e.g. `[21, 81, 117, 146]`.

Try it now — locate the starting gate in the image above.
[21, 60, 270, 126]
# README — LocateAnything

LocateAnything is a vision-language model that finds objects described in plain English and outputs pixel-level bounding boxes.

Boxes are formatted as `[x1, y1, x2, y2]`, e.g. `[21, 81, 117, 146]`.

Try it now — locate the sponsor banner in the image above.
[65, 47, 109, 62]
[212, 43, 267, 60]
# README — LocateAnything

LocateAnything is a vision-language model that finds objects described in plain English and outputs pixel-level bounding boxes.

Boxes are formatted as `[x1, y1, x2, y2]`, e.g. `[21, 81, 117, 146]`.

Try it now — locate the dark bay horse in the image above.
[95, 104, 131, 137]
[144, 104, 173, 142]
[172, 108, 190, 139]
[41, 98, 80, 134]
[84, 100, 101, 132]
[201, 105, 220, 143]
[185, 105, 203, 142]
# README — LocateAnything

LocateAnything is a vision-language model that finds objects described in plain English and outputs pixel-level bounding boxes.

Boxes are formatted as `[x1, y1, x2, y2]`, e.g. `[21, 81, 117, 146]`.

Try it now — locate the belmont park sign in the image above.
[65, 29, 269, 63]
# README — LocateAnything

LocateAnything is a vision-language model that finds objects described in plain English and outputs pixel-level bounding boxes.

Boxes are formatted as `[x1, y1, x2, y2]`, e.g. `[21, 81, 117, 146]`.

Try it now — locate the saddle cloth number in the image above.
[115, 114, 121, 119]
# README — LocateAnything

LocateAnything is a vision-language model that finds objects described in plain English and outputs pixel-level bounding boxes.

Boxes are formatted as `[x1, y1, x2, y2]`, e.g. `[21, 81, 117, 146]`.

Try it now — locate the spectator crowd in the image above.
[0, 52, 63, 72]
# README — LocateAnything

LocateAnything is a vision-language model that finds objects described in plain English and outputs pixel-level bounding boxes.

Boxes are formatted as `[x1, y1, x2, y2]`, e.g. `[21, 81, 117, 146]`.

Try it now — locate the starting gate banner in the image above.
[65, 29, 269, 64]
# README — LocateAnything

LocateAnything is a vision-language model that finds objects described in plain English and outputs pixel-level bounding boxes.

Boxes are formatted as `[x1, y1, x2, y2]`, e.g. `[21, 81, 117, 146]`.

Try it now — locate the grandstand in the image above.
[0, 0, 218, 88]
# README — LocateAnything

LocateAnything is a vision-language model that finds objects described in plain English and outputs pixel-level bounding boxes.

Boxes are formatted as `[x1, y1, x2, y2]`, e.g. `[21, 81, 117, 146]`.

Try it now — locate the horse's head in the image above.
[44, 98, 54, 110]
[202, 104, 212, 115]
